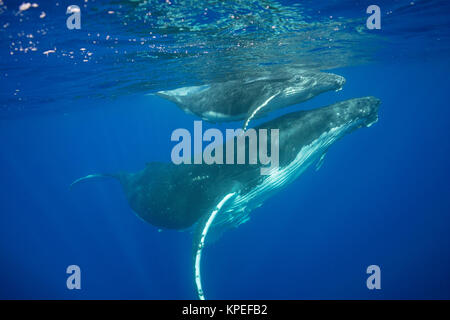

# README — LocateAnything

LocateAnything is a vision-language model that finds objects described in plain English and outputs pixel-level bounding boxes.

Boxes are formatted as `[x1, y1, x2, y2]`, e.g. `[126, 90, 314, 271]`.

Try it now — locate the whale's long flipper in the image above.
[70, 173, 118, 189]
[243, 93, 279, 131]
[194, 192, 237, 300]
[315, 149, 330, 171]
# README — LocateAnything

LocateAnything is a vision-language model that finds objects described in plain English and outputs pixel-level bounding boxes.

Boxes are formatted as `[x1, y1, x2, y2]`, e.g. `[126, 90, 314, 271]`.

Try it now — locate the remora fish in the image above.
[71, 96, 380, 299]
[155, 70, 346, 129]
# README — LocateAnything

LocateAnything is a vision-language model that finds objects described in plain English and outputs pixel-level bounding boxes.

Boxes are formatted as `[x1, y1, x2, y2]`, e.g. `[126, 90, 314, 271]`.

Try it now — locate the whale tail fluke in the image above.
[69, 173, 120, 189]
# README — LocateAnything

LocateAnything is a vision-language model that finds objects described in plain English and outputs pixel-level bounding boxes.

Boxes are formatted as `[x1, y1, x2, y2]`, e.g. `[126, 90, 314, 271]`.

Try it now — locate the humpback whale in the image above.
[155, 70, 346, 129]
[71, 96, 380, 299]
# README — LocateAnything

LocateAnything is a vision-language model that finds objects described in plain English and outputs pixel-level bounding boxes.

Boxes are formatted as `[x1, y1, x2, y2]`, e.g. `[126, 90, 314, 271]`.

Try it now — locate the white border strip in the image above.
[194, 192, 236, 300]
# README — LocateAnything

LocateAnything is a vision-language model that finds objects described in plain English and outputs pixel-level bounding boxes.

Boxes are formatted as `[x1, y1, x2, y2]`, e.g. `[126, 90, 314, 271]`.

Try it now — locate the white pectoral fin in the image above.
[315, 152, 327, 171]
[243, 93, 279, 130]
[193, 192, 237, 300]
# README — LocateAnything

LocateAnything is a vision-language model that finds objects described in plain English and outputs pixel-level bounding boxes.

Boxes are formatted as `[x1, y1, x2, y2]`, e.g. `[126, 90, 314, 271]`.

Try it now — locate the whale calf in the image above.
[71, 96, 380, 299]
[155, 69, 346, 129]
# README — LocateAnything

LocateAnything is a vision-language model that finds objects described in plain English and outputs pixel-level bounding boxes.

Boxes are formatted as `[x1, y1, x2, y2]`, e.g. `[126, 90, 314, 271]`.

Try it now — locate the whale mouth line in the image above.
[365, 115, 379, 127]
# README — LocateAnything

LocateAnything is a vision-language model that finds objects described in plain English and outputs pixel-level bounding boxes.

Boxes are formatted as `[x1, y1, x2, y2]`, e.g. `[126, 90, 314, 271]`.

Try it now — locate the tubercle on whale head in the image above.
[324, 73, 346, 92]
[290, 71, 346, 91]
[331, 96, 380, 132]
[335, 75, 346, 91]
[351, 96, 380, 127]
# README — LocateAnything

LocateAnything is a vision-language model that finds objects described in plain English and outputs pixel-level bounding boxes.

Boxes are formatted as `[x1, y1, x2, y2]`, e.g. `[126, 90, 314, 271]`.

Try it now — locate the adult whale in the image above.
[155, 69, 346, 129]
[71, 96, 380, 299]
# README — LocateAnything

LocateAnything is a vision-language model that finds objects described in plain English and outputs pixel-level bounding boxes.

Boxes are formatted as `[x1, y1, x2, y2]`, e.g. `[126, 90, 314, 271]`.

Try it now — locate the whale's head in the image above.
[331, 95, 380, 130]
[259, 96, 380, 167]
[279, 70, 346, 105]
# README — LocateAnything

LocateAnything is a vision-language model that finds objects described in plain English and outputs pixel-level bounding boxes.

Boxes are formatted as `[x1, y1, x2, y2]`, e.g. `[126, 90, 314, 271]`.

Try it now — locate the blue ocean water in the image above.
[1, 0, 450, 299]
